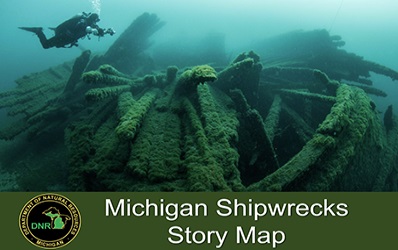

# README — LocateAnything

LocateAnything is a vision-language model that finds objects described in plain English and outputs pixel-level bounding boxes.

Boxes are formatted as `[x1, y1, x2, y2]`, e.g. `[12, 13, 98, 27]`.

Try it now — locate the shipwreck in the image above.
[0, 13, 397, 191]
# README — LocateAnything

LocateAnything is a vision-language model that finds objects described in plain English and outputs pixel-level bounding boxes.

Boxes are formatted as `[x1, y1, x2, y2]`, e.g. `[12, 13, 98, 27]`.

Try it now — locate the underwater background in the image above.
[2, 0, 398, 108]
[0, 0, 398, 191]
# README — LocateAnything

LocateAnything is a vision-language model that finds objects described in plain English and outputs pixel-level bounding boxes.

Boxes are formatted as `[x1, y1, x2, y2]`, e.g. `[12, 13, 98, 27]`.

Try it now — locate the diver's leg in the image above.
[35, 31, 53, 49]
[19, 27, 53, 49]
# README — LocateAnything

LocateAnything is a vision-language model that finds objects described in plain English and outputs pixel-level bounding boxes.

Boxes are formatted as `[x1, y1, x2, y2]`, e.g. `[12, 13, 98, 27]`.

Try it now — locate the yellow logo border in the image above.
[18, 193, 81, 249]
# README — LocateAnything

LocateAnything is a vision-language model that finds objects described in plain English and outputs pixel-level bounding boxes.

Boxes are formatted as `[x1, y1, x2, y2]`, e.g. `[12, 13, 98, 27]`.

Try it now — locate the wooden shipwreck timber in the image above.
[0, 13, 397, 191]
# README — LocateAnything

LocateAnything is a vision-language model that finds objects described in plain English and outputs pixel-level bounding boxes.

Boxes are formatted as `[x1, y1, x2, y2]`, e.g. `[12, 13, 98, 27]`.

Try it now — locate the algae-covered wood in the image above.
[0, 14, 397, 191]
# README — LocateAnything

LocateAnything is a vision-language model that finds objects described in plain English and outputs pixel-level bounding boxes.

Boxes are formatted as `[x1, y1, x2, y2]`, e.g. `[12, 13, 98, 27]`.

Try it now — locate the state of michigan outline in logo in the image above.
[19, 193, 81, 249]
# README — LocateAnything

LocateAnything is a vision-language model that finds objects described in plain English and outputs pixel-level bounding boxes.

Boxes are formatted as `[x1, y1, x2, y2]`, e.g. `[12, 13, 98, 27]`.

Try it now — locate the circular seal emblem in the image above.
[18, 193, 81, 249]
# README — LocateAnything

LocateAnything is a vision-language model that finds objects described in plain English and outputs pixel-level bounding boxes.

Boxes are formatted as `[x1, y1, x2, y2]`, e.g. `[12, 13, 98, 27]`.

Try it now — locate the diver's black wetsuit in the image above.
[19, 12, 112, 49]
[42, 13, 100, 48]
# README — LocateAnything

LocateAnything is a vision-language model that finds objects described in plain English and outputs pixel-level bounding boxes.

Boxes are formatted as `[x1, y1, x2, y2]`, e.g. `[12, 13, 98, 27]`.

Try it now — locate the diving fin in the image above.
[18, 27, 43, 34]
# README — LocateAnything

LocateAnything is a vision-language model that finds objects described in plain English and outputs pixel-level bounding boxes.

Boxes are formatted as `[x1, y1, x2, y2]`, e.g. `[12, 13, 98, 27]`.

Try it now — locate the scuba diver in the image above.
[19, 12, 115, 49]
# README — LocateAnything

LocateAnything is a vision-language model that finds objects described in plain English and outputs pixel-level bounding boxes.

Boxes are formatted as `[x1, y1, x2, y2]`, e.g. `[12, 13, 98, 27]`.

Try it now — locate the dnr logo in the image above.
[18, 193, 81, 249]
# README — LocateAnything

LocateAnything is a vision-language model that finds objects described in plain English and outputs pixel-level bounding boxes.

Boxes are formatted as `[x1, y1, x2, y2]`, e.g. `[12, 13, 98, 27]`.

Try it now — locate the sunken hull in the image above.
[0, 14, 397, 191]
